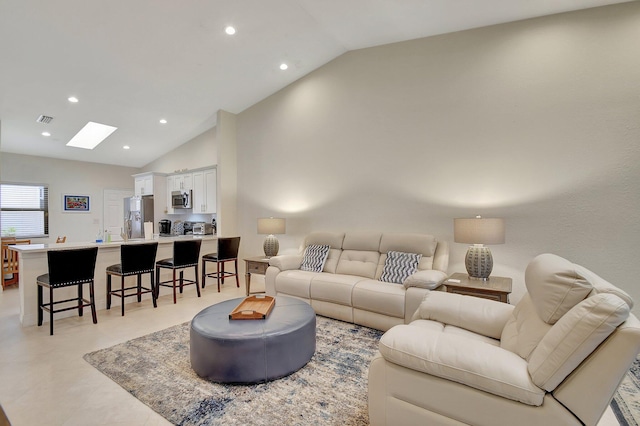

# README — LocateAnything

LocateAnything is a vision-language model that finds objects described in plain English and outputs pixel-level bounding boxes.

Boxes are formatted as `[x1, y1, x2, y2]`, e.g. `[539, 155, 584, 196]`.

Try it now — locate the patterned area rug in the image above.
[612, 357, 640, 426]
[84, 316, 383, 426]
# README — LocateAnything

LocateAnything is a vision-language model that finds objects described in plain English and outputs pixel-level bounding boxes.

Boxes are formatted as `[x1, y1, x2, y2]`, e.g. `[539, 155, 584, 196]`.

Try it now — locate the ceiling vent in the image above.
[36, 115, 54, 124]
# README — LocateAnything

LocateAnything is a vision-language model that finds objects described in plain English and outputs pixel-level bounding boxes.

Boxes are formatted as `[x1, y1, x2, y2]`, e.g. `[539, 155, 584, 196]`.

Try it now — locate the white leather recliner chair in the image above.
[368, 253, 640, 425]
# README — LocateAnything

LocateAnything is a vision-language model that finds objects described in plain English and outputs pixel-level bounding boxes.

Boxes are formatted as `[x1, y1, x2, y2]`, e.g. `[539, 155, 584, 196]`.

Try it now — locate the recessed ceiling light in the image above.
[68, 96, 79, 103]
[66, 121, 117, 150]
[225, 26, 236, 35]
[42, 131, 51, 137]
[123, 145, 130, 150]
[280, 63, 288, 70]
[159, 119, 167, 124]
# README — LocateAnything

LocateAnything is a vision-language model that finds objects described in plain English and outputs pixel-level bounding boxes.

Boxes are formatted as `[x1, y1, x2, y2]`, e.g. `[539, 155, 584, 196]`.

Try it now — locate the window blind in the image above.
[1, 183, 49, 238]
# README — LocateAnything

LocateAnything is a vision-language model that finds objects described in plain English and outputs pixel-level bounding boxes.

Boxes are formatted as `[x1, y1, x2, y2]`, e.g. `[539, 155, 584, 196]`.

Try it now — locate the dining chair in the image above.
[201, 237, 241, 292]
[155, 239, 202, 304]
[2, 238, 31, 289]
[36, 247, 99, 335]
[106, 242, 158, 316]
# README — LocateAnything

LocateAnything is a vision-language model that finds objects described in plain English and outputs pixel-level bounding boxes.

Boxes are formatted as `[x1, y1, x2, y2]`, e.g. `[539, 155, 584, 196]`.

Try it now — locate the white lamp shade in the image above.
[257, 217, 286, 235]
[454, 217, 505, 245]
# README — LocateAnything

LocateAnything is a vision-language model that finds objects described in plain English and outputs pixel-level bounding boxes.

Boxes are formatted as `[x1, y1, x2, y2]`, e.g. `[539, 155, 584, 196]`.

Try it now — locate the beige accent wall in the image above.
[142, 127, 216, 174]
[235, 3, 640, 308]
[0, 153, 138, 243]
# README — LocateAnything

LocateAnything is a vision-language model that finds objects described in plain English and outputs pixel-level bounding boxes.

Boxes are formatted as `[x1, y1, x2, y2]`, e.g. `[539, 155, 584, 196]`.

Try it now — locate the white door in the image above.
[104, 189, 134, 241]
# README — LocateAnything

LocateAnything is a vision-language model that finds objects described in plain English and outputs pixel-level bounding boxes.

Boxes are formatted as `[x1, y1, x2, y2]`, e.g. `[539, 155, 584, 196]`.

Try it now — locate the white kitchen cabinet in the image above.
[176, 173, 192, 191]
[192, 168, 216, 214]
[133, 173, 154, 196]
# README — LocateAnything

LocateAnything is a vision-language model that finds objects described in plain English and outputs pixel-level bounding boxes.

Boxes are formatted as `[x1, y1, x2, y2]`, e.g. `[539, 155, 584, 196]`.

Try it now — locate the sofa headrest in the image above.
[525, 253, 633, 325]
[526, 254, 593, 325]
[304, 232, 345, 250]
[342, 232, 382, 251]
[379, 233, 437, 257]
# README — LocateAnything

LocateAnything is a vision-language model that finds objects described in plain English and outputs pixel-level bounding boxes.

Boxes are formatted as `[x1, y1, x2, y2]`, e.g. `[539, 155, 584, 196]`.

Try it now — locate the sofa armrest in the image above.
[403, 270, 447, 290]
[418, 291, 514, 339]
[268, 254, 303, 271]
[379, 325, 544, 406]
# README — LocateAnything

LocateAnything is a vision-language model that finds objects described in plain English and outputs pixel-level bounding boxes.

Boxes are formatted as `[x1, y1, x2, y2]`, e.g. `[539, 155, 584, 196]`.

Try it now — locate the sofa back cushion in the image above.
[527, 293, 630, 391]
[500, 294, 552, 360]
[304, 232, 345, 273]
[378, 233, 438, 274]
[526, 254, 593, 325]
[336, 232, 382, 278]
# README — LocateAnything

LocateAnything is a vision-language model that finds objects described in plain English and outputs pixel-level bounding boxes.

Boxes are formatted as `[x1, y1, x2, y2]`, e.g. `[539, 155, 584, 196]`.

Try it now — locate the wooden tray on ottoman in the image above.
[229, 295, 275, 320]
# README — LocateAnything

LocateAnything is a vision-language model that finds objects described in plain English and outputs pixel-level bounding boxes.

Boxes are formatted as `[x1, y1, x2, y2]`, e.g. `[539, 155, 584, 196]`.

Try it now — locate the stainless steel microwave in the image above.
[171, 190, 192, 209]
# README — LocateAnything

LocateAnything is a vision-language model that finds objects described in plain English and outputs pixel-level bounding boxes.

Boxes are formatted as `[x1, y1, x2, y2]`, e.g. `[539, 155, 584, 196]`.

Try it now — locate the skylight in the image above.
[66, 121, 118, 150]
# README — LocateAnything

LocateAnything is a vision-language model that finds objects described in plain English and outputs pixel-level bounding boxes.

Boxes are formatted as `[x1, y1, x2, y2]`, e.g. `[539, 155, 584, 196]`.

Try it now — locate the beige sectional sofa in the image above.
[368, 253, 640, 425]
[265, 231, 449, 331]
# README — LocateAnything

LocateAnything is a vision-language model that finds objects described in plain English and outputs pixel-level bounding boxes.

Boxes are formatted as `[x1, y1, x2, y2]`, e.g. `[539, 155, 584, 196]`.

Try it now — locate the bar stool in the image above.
[36, 247, 99, 335]
[155, 239, 202, 304]
[201, 236, 241, 292]
[106, 242, 158, 316]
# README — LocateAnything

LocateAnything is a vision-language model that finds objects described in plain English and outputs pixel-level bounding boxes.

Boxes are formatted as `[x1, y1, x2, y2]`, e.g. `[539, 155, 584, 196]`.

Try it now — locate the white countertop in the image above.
[9, 234, 217, 253]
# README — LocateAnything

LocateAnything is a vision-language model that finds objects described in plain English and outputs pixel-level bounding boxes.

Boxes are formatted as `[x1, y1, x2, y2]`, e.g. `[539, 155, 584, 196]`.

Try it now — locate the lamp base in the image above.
[465, 245, 493, 280]
[263, 235, 280, 257]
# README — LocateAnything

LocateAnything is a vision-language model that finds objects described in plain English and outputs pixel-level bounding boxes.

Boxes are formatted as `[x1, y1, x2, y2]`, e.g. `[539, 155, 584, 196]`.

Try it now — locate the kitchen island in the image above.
[10, 235, 217, 327]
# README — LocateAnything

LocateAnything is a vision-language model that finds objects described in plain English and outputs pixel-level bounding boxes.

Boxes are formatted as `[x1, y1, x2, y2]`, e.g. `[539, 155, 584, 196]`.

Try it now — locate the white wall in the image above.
[142, 127, 217, 174]
[0, 153, 138, 243]
[235, 3, 640, 310]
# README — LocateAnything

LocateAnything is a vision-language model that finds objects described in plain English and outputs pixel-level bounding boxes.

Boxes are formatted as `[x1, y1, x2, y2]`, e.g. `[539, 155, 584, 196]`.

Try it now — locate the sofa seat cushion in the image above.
[379, 324, 545, 406]
[309, 274, 366, 306]
[274, 270, 319, 299]
[352, 279, 406, 318]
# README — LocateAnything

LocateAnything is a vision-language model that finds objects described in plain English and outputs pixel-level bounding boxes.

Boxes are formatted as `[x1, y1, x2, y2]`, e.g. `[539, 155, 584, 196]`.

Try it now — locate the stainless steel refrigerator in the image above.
[124, 195, 154, 239]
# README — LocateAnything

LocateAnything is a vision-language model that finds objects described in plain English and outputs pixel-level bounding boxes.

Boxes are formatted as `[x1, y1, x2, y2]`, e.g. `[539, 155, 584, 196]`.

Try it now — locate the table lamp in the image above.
[258, 217, 286, 257]
[454, 216, 505, 280]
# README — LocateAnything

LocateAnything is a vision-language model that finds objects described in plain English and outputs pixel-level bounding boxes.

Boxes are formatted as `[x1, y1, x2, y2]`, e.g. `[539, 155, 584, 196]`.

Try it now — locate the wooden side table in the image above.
[244, 256, 270, 296]
[443, 272, 512, 303]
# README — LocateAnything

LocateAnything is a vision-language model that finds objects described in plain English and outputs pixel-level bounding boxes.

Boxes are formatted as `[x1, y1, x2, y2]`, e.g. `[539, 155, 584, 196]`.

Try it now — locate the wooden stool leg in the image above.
[172, 269, 177, 304]
[121, 275, 125, 316]
[179, 270, 184, 294]
[137, 274, 142, 303]
[49, 287, 54, 336]
[37, 284, 43, 326]
[217, 261, 221, 292]
[106, 273, 111, 310]
[155, 266, 160, 299]
[195, 265, 200, 298]
[90, 281, 97, 324]
[201, 259, 206, 289]
[78, 283, 84, 317]
[150, 271, 157, 308]
[235, 259, 240, 288]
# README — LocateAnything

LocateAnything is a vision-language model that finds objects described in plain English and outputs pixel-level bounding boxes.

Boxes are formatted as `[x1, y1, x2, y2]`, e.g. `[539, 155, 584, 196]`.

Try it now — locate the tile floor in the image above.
[0, 277, 620, 425]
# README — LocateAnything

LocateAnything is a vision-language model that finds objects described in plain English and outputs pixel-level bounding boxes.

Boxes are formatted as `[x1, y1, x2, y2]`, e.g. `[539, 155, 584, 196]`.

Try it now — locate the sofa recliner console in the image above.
[265, 231, 449, 331]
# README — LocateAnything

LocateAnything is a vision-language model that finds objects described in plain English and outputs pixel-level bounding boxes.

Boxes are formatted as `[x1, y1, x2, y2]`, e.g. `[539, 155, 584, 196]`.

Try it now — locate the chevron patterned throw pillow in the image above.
[380, 250, 422, 284]
[300, 244, 331, 272]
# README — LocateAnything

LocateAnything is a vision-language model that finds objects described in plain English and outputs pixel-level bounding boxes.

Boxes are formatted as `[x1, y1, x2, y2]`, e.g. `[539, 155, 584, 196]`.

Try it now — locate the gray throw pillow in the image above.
[380, 250, 422, 284]
[300, 244, 330, 272]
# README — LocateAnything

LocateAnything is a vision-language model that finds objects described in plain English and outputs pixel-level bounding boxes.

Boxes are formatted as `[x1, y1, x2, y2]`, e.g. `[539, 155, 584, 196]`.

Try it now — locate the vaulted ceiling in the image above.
[0, 0, 628, 167]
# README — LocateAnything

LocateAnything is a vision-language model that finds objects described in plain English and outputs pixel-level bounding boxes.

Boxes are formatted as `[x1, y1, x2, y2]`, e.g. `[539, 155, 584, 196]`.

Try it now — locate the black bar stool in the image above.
[202, 236, 241, 292]
[155, 239, 202, 304]
[106, 242, 158, 316]
[37, 247, 99, 335]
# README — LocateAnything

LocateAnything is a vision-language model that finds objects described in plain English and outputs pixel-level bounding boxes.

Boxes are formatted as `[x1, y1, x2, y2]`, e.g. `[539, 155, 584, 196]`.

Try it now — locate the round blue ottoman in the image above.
[190, 296, 316, 384]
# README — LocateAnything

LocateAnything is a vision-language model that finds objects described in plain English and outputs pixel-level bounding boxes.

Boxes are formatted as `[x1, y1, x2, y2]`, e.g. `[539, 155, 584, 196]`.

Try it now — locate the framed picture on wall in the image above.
[63, 195, 90, 212]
